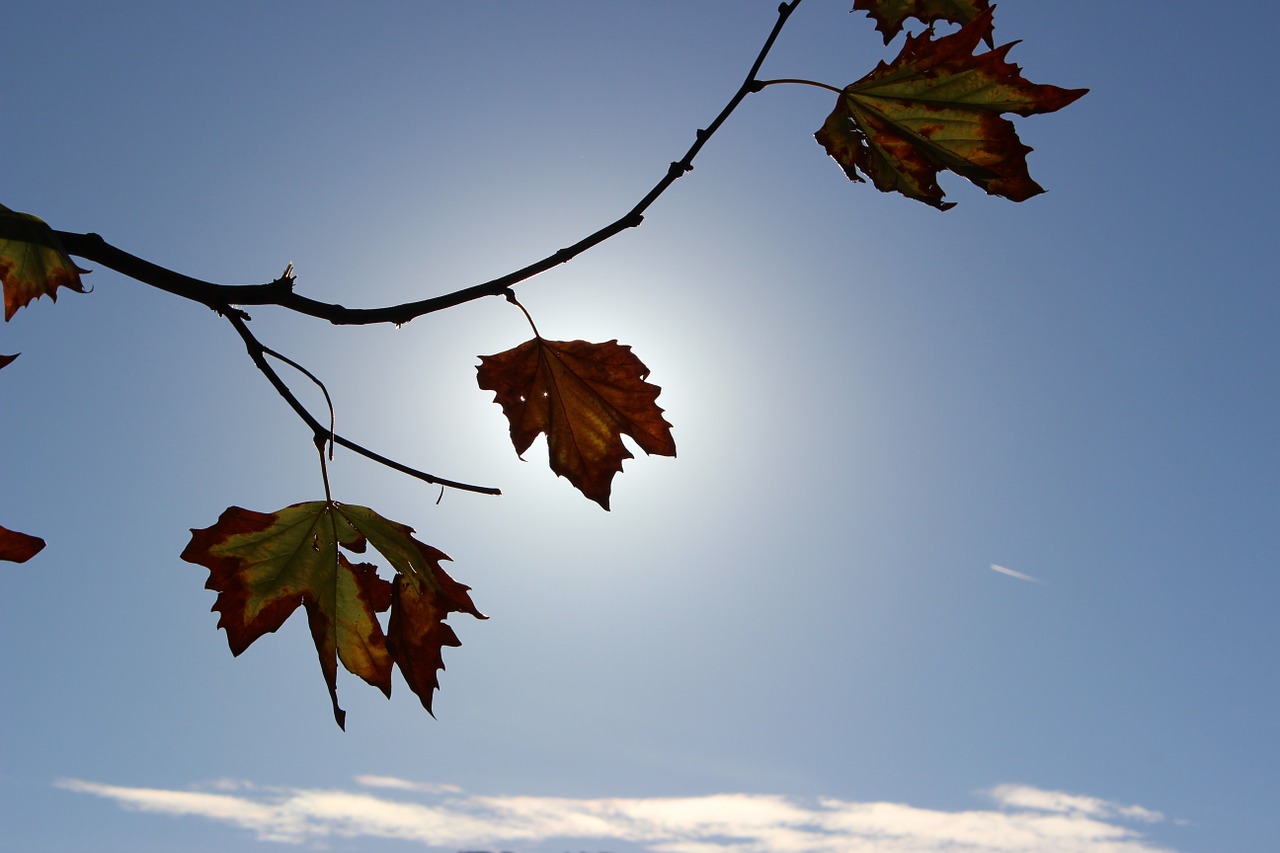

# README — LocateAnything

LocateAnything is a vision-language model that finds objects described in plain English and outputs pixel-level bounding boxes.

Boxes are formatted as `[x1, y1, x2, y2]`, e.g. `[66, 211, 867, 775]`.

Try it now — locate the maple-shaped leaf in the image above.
[0, 525, 45, 563]
[816, 10, 1087, 209]
[181, 501, 483, 728]
[0, 204, 88, 321]
[477, 337, 676, 510]
[852, 0, 993, 45]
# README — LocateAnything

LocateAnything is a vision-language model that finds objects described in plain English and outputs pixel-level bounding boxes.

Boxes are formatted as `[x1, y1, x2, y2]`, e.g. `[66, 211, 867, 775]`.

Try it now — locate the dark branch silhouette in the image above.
[9, 1, 804, 496]
[43, 2, 803, 329]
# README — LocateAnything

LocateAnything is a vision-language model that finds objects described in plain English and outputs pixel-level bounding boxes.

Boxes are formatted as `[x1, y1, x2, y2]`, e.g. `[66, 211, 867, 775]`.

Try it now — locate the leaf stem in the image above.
[755, 77, 844, 94]
[317, 438, 335, 504]
[505, 290, 541, 338]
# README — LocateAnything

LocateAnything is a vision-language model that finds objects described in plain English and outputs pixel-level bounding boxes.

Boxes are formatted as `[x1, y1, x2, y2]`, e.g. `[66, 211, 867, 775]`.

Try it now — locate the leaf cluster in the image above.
[0, 0, 1084, 725]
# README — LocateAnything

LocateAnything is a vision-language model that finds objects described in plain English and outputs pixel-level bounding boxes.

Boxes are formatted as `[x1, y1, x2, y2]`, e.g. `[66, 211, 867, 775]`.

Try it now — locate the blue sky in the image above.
[2, 2, 1276, 852]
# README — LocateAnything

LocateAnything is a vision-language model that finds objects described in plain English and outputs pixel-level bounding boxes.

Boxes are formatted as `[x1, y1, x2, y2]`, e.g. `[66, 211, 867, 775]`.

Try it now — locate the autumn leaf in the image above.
[852, 0, 993, 45]
[816, 10, 1087, 209]
[386, 564, 477, 716]
[477, 337, 676, 510]
[0, 204, 88, 320]
[181, 501, 483, 728]
[0, 525, 45, 563]
[323, 502, 487, 716]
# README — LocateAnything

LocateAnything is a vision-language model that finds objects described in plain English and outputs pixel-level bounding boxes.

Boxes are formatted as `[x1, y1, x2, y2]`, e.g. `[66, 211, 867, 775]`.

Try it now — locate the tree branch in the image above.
[52, 230, 296, 310]
[46, 1, 803, 326]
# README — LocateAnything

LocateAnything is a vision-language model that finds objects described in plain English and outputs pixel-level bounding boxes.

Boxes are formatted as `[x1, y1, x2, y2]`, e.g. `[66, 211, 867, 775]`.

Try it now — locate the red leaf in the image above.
[386, 544, 484, 717]
[0, 525, 45, 563]
[477, 337, 676, 509]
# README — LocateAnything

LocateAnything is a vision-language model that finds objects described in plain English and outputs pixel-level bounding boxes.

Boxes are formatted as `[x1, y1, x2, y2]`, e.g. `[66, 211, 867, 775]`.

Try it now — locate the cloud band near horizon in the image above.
[54, 776, 1178, 853]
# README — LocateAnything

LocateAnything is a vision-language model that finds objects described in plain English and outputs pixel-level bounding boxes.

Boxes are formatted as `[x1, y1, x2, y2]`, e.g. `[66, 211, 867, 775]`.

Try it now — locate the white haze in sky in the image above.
[58, 776, 1177, 853]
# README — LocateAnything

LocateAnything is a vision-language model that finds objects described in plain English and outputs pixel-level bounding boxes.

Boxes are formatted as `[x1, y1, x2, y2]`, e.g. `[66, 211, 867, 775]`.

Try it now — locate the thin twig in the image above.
[224, 312, 501, 496]
[262, 344, 336, 459]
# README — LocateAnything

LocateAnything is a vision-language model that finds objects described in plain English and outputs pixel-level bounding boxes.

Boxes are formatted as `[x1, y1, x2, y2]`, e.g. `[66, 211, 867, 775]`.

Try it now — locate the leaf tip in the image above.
[0, 525, 46, 563]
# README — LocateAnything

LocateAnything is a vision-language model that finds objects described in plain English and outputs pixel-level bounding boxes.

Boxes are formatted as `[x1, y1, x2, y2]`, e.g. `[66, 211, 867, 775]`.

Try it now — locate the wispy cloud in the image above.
[990, 564, 1043, 583]
[990, 784, 1164, 823]
[56, 776, 1179, 852]
[355, 775, 464, 795]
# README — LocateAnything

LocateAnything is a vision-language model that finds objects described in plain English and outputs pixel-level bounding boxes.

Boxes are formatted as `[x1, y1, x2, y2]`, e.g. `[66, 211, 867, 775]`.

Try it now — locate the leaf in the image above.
[0, 204, 89, 321]
[386, 562, 477, 716]
[181, 501, 483, 728]
[816, 10, 1087, 209]
[0, 525, 45, 563]
[476, 337, 676, 510]
[326, 503, 486, 717]
[852, 0, 993, 45]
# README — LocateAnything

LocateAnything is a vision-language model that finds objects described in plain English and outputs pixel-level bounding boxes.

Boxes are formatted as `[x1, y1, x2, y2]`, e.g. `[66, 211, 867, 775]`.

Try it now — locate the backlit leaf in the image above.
[477, 337, 676, 510]
[387, 561, 480, 717]
[326, 503, 486, 717]
[852, 0, 992, 45]
[0, 525, 45, 563]
[816, 10, 1087, 209]
[181, 501, 483, 728]
[0, 204, 88, 320]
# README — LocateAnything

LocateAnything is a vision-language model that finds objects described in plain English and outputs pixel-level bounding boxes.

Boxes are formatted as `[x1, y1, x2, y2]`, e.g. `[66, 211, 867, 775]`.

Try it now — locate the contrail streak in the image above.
[990, 564, 1042, 583]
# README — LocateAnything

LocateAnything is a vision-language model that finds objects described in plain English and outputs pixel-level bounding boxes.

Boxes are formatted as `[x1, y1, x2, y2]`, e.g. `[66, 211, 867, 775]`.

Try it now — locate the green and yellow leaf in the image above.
[477, 337, 676, 510]
[181, 501, 483, 728]
[816, 10, 1087, 209]
[0, 205, 88, 320]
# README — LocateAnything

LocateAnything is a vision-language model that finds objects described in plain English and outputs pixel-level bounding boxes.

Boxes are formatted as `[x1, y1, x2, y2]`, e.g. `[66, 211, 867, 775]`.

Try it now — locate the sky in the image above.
[2, 2, 1276, 852]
